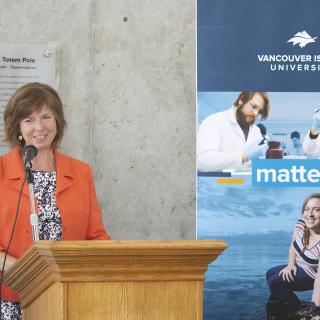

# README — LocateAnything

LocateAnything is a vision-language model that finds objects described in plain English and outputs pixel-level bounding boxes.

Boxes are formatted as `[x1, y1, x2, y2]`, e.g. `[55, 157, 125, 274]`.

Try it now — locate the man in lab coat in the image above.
[197, 92, 270, 172]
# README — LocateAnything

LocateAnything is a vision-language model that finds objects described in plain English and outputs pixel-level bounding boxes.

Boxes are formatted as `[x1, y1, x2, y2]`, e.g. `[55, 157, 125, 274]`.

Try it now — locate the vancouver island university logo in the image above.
[257, 30, 320, 72]
[287, 31, 317, 48]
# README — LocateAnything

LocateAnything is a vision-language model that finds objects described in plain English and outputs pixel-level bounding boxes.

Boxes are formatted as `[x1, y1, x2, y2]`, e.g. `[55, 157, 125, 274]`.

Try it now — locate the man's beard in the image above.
[236, 106, 256, 127]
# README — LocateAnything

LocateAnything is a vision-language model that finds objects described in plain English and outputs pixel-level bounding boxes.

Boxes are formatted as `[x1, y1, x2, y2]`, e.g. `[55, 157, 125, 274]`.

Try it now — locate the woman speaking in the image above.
[0, 82, 110, 319]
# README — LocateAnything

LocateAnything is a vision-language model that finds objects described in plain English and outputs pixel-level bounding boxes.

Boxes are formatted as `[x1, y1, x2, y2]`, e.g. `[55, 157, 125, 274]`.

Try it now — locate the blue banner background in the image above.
[198, 0, 320, 91]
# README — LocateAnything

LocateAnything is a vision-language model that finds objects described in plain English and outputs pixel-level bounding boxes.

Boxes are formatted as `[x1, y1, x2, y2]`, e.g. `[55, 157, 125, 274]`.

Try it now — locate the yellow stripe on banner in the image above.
[216, 178, 244, 184]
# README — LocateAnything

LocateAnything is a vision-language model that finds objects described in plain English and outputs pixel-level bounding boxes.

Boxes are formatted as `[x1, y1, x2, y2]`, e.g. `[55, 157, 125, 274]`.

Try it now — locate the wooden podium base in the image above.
[24, 281, 203, 320]
[4, 240, 228, 320]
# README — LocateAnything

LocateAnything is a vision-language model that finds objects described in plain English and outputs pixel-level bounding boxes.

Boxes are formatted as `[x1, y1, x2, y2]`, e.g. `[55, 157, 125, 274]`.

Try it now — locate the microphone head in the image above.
[23, 145, 38, 160]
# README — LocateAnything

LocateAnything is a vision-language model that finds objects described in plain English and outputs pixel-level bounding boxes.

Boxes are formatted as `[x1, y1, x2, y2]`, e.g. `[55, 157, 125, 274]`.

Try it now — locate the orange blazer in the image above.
[0, 148, 110, 302]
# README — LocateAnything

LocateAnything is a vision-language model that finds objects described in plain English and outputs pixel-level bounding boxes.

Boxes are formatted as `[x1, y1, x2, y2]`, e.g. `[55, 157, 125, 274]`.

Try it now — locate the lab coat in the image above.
[302, 130, 320, 157]
[197, 107, 263, 172]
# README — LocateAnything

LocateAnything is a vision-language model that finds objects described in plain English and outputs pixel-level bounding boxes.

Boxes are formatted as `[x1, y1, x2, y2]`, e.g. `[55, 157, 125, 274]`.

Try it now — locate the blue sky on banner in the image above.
[198, 0, 320, 91]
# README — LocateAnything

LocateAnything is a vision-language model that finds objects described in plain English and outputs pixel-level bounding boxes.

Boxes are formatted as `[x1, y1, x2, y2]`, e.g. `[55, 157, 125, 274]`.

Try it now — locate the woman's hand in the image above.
[279, 264, 297, 282]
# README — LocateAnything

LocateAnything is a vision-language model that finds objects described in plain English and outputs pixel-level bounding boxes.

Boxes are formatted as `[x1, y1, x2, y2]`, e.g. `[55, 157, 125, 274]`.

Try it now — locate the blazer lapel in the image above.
[54, 150, 73, 195]
[4, 148, 29, 197]
[3, 148, 74, 197]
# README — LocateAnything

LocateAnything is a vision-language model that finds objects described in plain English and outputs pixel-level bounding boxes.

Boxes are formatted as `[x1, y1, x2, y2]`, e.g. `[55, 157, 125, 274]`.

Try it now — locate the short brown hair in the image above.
[234, 92, 270, 120]
[3, 82, 66, 149]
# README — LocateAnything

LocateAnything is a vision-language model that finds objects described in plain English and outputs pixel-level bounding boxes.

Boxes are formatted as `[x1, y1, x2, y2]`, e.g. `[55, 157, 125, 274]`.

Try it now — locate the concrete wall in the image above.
[0, 0, 196, 239]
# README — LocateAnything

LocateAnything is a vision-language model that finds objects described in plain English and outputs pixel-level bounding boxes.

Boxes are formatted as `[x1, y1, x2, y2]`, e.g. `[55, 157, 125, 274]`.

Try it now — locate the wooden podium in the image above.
[4, 240, 227, 320]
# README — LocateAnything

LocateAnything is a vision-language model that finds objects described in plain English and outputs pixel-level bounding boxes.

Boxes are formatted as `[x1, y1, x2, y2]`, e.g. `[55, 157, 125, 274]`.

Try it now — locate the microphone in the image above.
[22, 145, 40, 242]
[23, 145, 38, 170]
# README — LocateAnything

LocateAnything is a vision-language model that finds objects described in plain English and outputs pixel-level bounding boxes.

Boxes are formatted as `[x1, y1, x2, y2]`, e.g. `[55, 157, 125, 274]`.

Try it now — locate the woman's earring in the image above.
[18, 134, 23, 142]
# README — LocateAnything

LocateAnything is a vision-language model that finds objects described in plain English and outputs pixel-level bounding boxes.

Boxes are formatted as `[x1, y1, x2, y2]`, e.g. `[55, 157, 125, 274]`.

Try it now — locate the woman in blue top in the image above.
[266, 193, 320, 319]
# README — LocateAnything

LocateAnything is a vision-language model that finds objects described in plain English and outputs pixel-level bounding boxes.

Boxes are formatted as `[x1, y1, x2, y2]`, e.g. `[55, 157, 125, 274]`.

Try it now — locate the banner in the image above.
[197, 1, 320, 319]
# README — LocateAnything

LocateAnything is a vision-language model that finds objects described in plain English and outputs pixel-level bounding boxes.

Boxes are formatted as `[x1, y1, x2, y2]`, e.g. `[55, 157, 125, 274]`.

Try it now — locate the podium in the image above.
[4, 240, 227, 320]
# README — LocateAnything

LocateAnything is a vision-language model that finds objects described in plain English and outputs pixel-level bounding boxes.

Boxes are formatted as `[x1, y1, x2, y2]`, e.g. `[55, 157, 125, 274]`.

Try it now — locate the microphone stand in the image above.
[25, 161, 39, 243]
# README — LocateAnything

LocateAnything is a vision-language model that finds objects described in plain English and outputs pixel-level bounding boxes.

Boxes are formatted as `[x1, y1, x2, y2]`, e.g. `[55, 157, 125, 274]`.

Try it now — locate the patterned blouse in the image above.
[1, 171, 62, 320]
[294, 219, 320, 279]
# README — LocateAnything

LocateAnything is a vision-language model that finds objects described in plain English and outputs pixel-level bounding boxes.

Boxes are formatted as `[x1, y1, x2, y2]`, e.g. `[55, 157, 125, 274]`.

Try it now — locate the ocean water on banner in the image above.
[197, 178, 316, 320]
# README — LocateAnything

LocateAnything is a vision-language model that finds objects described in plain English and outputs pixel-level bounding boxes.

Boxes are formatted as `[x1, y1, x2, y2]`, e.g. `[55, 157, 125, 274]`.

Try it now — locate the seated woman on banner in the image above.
[266, 193, 320, 319]
[0, 82, 111, 320]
